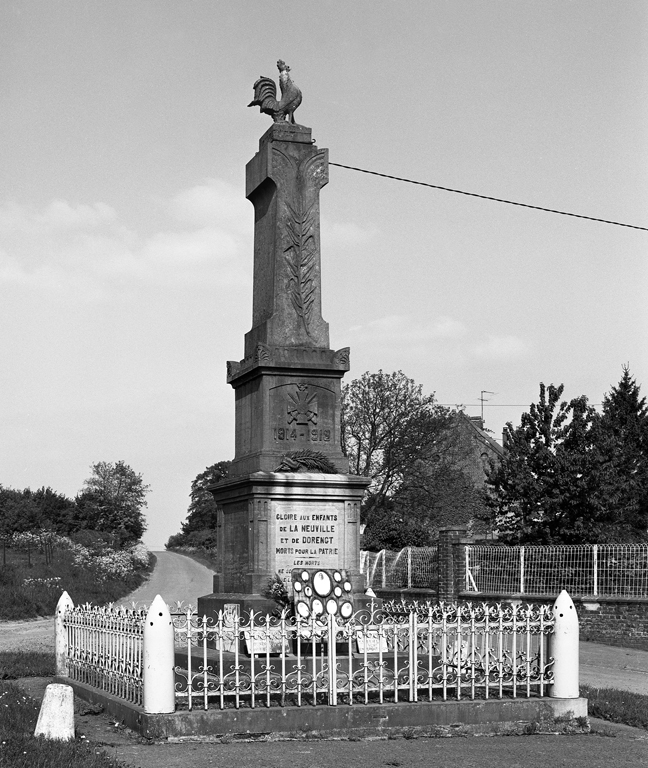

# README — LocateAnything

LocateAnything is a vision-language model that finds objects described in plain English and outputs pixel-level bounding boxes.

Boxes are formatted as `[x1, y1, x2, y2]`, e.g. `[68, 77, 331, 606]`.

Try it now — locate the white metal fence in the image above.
[57, 592, 560, 713]
[62, 603, 146, 706]
[465, 544, 648, 598]
[361, 547, 438, 590]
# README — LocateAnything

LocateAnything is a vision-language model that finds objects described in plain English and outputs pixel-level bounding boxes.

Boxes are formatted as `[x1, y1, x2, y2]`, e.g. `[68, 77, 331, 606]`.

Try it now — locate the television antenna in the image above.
[479, 391, 496, 422]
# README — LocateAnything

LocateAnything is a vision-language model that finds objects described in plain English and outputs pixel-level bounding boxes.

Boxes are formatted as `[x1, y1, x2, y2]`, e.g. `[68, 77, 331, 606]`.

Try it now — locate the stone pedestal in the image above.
[197, 471, 370, 622]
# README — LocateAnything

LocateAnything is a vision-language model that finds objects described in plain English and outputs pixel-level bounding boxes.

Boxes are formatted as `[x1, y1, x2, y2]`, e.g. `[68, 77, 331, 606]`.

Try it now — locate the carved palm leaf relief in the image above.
[284, 199, 317, 337]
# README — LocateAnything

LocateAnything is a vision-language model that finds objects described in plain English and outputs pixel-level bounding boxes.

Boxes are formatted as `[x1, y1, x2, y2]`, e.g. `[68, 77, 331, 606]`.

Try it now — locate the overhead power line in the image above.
[438, 403, 603, 407]
[329, 162, 648, 232]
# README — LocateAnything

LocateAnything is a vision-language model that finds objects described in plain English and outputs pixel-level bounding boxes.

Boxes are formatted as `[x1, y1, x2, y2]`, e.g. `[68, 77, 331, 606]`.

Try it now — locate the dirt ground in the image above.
[12, 677, 648, 768]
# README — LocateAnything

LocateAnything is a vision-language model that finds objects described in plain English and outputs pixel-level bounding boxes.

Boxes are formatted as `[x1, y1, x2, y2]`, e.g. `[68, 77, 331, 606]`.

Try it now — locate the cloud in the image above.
[322, 219, 378, 246]
[346, 314, 530, 367]
[38, 200, 117, 229]
[471, 335, 530, 360]
[0, 181, 250, 296]
[0, 200, 116, 233]
[349, 314, 467, 342]
[168, 178, 249, 232]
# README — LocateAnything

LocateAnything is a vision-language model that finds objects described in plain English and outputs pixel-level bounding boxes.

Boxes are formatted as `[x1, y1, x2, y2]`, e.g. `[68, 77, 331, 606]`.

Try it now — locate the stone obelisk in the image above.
[198, 62, 369, 619]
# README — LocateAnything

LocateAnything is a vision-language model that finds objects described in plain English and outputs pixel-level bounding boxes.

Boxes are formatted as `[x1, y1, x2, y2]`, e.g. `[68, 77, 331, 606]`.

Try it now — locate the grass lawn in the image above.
[0, 548, 156, 620]
[0, 679, 131, 768]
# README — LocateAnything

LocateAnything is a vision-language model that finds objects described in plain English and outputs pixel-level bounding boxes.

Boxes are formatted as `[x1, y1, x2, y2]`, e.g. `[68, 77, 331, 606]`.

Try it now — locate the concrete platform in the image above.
[55, 675, 587, 741]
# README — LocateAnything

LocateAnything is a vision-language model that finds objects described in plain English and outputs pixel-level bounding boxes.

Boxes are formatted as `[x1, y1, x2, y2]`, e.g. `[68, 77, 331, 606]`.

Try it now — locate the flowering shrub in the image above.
[22, 577, 62, 590]
[10, 530, 151, 581]
[2, 530, 153, 620]
[11, 531, 69, 550]
[66, 540, 151, 581]
[129, 542, 151, 568]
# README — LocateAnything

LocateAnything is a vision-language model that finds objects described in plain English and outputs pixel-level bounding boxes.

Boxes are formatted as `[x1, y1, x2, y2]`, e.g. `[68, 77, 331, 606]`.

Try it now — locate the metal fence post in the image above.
[593, 544, 598, 596]
[381, 549, 386, 589]
[549, 590, 579, 698]
[143, 595, 176, 714]
[407, 547, 412, 589]
[55, 591, 74, 677]
[520, 546, 525, 594]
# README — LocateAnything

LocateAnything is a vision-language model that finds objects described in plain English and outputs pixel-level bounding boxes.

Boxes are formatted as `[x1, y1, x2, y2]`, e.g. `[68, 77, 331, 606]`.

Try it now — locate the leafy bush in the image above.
[166, 532, 186, 548]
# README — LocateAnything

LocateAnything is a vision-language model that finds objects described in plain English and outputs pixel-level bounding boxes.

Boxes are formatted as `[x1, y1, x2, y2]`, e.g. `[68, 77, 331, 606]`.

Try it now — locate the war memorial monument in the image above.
[197, 62, 371, 620]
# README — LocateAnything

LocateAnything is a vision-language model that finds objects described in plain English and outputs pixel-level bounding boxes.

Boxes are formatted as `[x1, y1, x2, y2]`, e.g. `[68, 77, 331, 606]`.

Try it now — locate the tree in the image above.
[342, 371, 454, 513]
[342, 371, 490, 549]
[0, 486, 41, 537]
[166, 461, 230, 549]
[482, 381, 645, 544]
[595, 366, 648, 541]
[76, 461, 149, 545]
[24, 486, 76, 535]
[181, 461, 230, 536]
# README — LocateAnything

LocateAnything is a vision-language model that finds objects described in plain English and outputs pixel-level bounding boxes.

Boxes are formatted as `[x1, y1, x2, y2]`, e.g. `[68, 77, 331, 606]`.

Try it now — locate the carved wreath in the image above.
[274, 450, 338, 474]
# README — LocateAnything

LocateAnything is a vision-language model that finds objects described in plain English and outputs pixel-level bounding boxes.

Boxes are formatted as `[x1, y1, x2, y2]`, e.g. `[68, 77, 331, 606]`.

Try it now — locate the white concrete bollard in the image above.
[34, 683, 75, 741]
[549, 589, 579, 698]
[143, 594, 176, 714]
[55, 591, 74, 677]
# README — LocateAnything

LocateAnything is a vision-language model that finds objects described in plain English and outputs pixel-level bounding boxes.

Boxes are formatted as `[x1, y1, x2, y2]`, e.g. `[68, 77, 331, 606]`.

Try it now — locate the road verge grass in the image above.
[1, 651, 55, 679]
[581, 684, 648, 730]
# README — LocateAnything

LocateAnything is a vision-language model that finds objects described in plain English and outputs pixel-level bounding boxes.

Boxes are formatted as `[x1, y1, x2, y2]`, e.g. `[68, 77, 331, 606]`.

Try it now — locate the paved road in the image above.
[116, 550, 214, 609]
[0, 551, 214, 652]
[580, 640, 648, 695]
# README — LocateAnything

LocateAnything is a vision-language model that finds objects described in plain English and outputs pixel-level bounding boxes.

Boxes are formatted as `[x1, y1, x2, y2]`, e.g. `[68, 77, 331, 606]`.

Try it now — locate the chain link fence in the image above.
[360, 547, 439, 590]
[465, 544, 648, 598]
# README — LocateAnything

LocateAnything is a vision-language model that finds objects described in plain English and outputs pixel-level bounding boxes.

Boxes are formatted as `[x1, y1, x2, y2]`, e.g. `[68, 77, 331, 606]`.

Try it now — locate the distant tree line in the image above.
[0, 460, 149, 549]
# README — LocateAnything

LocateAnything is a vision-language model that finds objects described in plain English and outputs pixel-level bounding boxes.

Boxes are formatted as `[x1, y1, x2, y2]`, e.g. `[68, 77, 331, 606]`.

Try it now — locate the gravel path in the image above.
[0, 551, 214, 653]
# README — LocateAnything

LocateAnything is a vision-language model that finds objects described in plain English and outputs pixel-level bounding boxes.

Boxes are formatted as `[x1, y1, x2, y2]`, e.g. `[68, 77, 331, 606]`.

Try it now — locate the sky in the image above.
[1, 2, 647, 550]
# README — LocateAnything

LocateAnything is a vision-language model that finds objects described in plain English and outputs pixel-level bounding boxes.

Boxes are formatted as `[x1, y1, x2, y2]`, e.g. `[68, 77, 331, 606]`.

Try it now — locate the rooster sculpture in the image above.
[248, 60, 302, 124]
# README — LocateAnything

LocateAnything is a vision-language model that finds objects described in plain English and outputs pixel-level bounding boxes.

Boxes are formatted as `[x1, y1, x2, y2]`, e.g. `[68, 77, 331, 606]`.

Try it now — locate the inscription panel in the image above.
[270, 382, 336, 449]
[273, 501, 342, 587]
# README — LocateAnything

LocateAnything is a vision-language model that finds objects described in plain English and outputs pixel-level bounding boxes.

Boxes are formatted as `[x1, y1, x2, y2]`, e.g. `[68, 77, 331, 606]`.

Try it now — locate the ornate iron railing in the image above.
[63, 603, 146, 705]
[173, 601, 554, 711]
